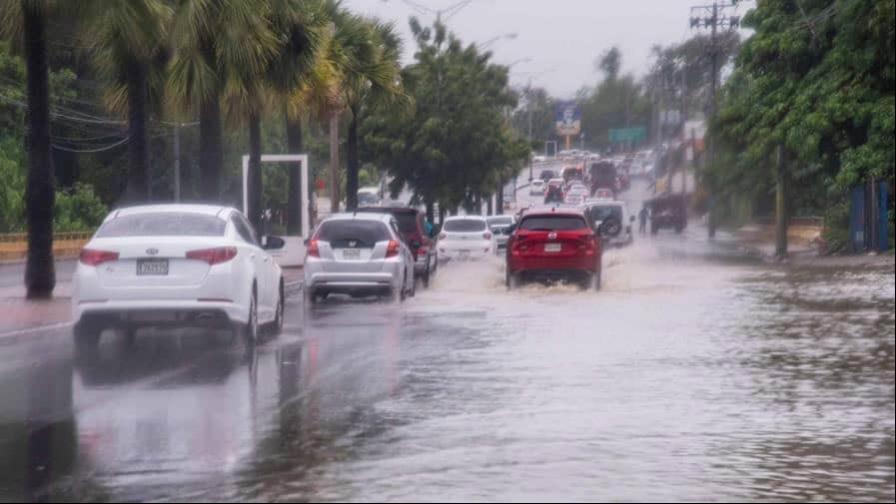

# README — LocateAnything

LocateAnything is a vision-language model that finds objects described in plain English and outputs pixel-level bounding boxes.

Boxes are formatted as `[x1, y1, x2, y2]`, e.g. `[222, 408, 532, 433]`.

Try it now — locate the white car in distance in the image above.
[437, 216, 495, 261]
[530, 179, 546, 195]
[72, 204, 285, 349]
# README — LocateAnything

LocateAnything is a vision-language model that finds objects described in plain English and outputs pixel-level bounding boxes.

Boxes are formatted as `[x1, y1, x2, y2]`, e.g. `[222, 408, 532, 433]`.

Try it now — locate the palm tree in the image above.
[1, 0, 56, 298]
[320, 5, 406, 212]
[168, 0, 279, 202]
[90, 0, 171, 204]
[265, 0, 331, 234]
[340, 20, 405, 210]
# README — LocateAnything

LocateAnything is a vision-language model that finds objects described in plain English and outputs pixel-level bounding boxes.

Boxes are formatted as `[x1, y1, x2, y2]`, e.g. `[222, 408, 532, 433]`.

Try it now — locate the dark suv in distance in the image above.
[357, 205, 438, 287]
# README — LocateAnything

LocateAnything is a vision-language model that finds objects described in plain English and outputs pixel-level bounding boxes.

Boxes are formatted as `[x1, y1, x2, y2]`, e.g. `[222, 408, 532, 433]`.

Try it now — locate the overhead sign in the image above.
[608, 126, 646, 143]
[555, 101, 581, 136]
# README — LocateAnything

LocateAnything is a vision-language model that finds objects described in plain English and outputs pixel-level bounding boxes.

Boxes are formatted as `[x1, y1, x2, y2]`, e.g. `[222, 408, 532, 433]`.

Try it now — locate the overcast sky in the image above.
[342, 0, 753, 98]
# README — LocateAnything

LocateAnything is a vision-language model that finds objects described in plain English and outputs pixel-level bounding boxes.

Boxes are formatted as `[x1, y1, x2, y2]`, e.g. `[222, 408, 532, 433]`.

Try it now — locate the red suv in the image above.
[505, 207, 602, 290]
[357, 206, 438, 287]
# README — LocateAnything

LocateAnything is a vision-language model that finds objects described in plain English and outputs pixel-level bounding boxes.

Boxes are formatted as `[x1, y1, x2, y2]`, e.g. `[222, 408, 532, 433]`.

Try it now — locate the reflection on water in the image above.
[0, 238, 893, 502]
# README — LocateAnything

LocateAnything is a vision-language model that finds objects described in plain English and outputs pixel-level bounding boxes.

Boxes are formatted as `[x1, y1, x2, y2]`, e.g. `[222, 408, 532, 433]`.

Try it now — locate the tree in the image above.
[90, 0, 171, 204]
[340, 19, 405, 211]
[266, 0, 330, 235]
[1, 0, 57, 298]
[362, 18, 525, 220]
[579, 48, 651, 151]
[596, 46, 621, 81]
[712, 0, 895, 253]
[168, 0, 278, 203]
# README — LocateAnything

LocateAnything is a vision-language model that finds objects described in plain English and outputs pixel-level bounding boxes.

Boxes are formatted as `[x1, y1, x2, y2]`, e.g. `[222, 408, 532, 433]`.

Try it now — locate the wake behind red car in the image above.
[505, 207, 603, 290]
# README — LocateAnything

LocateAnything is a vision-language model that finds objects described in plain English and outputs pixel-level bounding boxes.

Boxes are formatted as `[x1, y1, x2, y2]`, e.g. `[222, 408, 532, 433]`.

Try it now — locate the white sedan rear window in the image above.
[444, 219, 487, 232]
[97, 213, 227, 237]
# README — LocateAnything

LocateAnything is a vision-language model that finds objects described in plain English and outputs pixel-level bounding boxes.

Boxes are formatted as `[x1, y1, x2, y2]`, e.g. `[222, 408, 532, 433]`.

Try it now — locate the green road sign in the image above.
[608, 126, 646, 143]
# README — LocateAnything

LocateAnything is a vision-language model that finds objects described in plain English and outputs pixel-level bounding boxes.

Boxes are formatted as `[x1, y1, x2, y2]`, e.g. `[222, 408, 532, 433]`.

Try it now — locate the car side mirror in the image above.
[262, 235, 286, 250]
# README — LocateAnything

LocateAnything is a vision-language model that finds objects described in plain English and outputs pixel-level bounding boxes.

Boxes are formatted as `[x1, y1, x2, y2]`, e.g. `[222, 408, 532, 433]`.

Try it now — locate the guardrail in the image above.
[0, 231, 94, 262]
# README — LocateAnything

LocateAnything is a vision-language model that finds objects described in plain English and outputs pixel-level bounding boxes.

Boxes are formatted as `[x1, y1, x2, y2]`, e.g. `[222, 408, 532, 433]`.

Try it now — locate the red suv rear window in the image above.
[519, 215, 587, 231]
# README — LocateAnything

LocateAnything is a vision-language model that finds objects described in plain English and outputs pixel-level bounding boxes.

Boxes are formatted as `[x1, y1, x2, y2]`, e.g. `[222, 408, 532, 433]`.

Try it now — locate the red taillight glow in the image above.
[79, 248, 118, 266]
[417, 245, 428, 256]
[186, 246, 237, 265]
[307, 239, 320, 258]
[483, 232, 493, 240]
[578, 236, 597, 256]
[386, 239, 400, 258]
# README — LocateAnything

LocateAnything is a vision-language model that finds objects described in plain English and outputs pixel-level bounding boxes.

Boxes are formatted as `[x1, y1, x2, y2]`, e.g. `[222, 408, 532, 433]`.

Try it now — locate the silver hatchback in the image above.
[304, 213, 416, 303]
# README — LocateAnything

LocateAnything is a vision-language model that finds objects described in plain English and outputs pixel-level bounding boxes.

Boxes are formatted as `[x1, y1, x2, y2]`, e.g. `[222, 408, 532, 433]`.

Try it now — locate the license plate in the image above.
[459, 250, 470, 258]
[341, 248, 361, 260]
[544, 243, 562, 253]
[137, 259, 169, 275]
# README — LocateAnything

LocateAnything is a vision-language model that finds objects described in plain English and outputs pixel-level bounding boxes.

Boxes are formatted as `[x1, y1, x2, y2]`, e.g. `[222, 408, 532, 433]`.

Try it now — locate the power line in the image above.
[51, 136, 129, 153]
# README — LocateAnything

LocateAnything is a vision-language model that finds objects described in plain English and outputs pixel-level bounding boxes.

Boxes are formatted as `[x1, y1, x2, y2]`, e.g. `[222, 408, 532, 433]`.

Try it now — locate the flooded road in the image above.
[1, 183, 894, 502]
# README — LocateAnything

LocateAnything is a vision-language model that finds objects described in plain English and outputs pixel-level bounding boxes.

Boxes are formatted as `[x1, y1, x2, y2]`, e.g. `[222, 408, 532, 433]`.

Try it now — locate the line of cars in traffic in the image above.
[69, 186, 634, 352]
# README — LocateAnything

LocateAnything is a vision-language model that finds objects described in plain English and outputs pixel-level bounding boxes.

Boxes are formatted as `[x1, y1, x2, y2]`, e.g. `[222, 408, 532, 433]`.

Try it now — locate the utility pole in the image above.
[689, 0, 739, 238]
[527, 82, 534, 181]
[775, 144, 788, 258]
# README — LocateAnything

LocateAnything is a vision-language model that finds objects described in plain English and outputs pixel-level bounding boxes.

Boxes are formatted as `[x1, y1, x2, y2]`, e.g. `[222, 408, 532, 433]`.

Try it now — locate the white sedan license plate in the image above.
[342, 248, 361, 260]
[544, 243, 562, 253]
[459, 250, 471, 259]
[137, 259, 169, 275]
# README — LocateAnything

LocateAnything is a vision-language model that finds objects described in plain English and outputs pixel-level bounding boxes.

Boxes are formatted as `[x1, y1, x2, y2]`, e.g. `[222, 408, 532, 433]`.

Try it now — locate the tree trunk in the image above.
[495, 182, 504, 215]
[198, 91, 223, 201]
[486, 193, 493, 215]
[328, 110, 340, 213]
[775, 144, 788, 259]
[345, 111, 360, 211]
[438, 204, 446, 225]
[285, 110, 303, 235]
[125, 57, 149, 203]
[23, 2, 55, 299]
[248, 111, 263, 232]
[425, 199, 435, 223]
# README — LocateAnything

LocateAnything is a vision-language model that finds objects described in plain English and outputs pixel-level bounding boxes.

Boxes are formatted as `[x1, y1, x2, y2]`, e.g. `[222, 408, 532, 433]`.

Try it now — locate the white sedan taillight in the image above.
[186, 246, 237, 265]
[79, 248, 119, 266]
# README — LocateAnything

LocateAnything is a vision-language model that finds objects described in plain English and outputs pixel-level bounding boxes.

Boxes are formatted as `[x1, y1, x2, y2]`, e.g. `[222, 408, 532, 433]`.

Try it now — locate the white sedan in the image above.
[72, 204, 285, 349]
[437, 216, 495, 261]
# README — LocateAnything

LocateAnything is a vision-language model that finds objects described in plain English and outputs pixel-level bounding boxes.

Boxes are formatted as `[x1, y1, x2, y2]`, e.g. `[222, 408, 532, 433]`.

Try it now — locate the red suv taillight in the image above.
[386, 239, 400, 258]
[578, 235, 597, 256]
[510, 236, 527, 256]
[186, 246, 237, 265]
[307, 239, 320, 258]
[79, 248, 119, 266]
[417, 245, 428, 256]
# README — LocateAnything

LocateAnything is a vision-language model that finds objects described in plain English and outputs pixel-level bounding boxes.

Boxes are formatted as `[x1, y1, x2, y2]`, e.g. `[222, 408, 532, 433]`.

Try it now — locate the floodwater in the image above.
[0, 182, 893, 502]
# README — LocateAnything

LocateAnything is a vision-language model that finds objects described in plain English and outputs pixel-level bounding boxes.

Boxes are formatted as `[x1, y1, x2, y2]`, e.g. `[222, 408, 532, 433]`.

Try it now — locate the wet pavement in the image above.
[1, 179, 894, 502]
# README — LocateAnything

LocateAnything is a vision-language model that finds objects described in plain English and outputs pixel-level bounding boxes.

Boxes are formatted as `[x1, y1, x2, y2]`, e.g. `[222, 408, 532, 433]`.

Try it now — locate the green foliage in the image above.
[821, 200, 850, 254]
[53, 182, 107, 232]
[713, 0, 895, 219]
[0, 136, 25, 232]
[361, 18, 528, 210]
